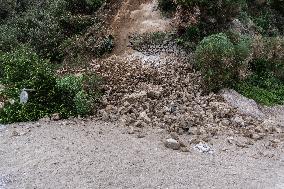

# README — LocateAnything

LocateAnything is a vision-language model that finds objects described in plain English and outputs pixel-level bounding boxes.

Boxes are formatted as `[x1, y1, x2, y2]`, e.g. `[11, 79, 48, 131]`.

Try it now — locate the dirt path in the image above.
[110, 0, 171, 54]
[0, 120, 283, 189]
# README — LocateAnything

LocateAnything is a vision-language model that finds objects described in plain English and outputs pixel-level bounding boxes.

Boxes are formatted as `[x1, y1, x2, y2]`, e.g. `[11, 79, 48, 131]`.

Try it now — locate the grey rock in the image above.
[220, 89, 266, 119]
[164, 138, 180, 150]
[194, 143, 214, 154]
[139, 112, 151, 123]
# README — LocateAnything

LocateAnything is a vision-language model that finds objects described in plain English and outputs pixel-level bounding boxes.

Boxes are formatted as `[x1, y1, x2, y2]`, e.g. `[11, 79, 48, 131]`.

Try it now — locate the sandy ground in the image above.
[0, 119, 283, 189]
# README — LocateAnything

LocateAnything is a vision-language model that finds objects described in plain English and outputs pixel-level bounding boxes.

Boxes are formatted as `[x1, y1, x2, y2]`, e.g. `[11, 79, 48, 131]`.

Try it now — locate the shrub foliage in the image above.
[0, 47, 101, 124]
[195, 33, 237, 92]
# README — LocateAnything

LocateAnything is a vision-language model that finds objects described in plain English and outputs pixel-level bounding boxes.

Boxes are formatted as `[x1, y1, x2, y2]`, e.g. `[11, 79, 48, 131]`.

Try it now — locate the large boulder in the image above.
[220, 89, 266, 119]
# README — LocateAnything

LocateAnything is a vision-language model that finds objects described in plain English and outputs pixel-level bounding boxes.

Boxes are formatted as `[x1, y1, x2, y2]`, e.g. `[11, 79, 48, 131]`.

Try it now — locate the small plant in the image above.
[195, 33, 237, 92]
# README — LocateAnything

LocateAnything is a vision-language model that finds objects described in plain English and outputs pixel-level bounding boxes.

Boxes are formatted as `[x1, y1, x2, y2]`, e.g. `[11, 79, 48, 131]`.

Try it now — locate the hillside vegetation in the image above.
[0, 0, 111, 123]
[159, 0, 284, 104]
[0, 0, 284, 123]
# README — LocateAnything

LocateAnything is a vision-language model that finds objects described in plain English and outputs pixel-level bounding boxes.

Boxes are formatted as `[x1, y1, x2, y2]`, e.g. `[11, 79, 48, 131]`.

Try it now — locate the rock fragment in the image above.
[164, 138, 181, 150]
[194, 143, 214, 154]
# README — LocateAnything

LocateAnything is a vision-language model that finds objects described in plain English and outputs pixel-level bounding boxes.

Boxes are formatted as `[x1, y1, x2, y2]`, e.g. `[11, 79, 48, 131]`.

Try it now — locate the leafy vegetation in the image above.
[236, 59, 284, 106]
[159, 0, 284, 105]
[195, 33, 237, 92]
[0, 0, 107, 123]
[0, 0, 111, 61]
[0, 47, 102, 124]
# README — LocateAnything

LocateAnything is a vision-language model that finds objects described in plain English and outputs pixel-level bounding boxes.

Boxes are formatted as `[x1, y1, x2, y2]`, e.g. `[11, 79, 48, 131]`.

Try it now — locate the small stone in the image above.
[105, 105, 116, 113]
[164, 138, 181, 150]
[179, 140, 187, 148]
[270, 139, 281, 143]
[11, 131, 20, 137]
[231, 116, 245, 127]
[194, 143, 214, 153]
[250, 133, 262, 140]
[272, 126, 282, 134]
[139, 112, 151, 123]
[51, 113, 60, 121]
[133, 120, 143, 128]
[123, 91, 147, 103]
[189, 138, 201, 144]
[188, 127, 198, 135]
[271, 143, 278, 148]
[100, 110, 109, 121]
[180, 147, 190, 152]
[254, 126, 264, 133]
[147, 90, 161, 99]
[128, 127, 135, 134]
[170, 132, 179, 140]
[235, 141, 248, 148]
[137, 133, 145, 138]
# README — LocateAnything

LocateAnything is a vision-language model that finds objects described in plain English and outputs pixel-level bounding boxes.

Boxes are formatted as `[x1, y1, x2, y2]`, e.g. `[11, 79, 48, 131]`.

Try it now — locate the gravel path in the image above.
[0, 120, 283, 189]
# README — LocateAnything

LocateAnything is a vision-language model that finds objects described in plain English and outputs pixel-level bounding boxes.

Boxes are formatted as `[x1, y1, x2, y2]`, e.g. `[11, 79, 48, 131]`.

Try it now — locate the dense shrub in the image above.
[195, 33, 237, 92]
[270, 0, 284, 14]
[0, 47, 101, 123]
[61, 30, 114, 63]
[236, 59, 284, 105]
[177, 0, 246, 23]
[251, 36, 284, 63]
[0, 0, 108, 62]
[158, 0, 176, 15]
[66, 0, 104, 14]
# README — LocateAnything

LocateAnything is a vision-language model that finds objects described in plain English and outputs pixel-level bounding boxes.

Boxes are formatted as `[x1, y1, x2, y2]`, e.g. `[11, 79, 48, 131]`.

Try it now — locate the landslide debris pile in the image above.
[92, 52, 282, 141]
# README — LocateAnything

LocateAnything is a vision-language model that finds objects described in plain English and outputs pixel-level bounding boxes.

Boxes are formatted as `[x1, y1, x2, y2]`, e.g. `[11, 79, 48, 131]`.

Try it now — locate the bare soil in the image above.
[0, 119, 283, 189]
[110, 0, 171, 54]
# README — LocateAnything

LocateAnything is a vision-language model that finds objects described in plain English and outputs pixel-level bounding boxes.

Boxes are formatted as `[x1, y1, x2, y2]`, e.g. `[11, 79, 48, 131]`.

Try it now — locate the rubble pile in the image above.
[92, 52, 282, 141]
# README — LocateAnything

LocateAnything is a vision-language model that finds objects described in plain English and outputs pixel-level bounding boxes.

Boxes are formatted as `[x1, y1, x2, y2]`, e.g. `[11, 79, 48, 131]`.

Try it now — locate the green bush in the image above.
[62, 33, 114, 61]
[270, 0, 284, 14]
[74, 90, 92, 115]
[236, 59, 284, 106]
[177, 0, 246, 23]
[66, 0, 104, 14]
[195, 33, 237, 92]
[0, 47, 101, 123]
[158, 0, 176, 15]
[0, 0, 108, 62]
[234, 36, 284, 106]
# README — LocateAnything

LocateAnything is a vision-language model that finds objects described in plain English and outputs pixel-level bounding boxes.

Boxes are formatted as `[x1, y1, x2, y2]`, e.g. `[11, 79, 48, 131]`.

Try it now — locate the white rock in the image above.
[194, 143, 214, 154]
[231, 116, 245, 127]
[123, 91, 147, 103]
[164, 138, 180, 150]
[139, 111, 151, 123]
